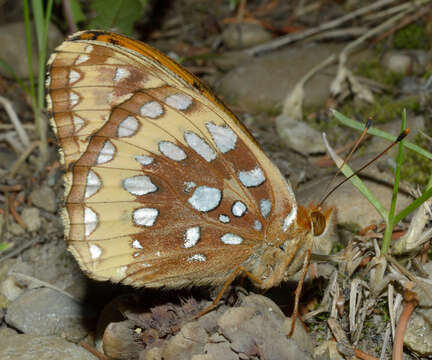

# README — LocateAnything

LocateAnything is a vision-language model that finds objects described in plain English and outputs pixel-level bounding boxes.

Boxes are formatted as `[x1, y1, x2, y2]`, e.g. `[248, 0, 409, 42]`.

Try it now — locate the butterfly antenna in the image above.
[318, 128, 410, 207]
[319, 118, 373, 205]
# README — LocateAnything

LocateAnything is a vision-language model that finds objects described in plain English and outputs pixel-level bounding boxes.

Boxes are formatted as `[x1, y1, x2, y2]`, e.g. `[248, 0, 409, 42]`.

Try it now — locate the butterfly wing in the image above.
[46, 30, 297, 288]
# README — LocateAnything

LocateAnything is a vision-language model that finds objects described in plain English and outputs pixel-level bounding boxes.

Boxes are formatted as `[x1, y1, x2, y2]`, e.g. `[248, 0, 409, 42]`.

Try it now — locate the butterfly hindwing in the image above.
[47, 30, 298, 287]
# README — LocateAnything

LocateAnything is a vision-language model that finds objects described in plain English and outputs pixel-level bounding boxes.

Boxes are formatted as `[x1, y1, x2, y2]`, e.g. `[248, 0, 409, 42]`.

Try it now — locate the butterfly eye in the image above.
[311, 211, 326, 236]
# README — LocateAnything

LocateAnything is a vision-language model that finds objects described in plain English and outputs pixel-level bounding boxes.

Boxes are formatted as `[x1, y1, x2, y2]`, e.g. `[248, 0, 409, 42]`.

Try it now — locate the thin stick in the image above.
[373, 5, 431, 44]
[354, 349, 379, 360]
[79, 341, 109, 360]
[385, 253, 432, 301]
[363, 2, 418, 21]
[9, 197, 27, 230]
[0, 185, 23, 192]
[392, 292, 418, 360]
[0, 95, 30, 148]
[246, 0, 400, 55]
[9, 141, 40, 177]
[0, 238, 40, 264]
[9, 271, 82, 303]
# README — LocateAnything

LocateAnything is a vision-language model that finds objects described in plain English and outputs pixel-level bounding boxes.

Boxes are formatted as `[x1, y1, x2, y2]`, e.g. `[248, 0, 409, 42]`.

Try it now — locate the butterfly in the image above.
[46, 30, 333, 315]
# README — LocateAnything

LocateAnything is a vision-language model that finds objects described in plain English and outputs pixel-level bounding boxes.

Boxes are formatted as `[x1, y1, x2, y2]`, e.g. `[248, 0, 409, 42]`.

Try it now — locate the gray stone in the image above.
[17, 239, 89, 301]
[399, 76, 422, 94]
[0, 147, 18, 171]
[8, 222, 25, 235]
[0, 327, 18, 337]
[0, 259, 17, 284]
[218, 295, 313, 360]
[381, 51, 412, 74]
[21, 207, 41, 232]
[216, 43, 373, 112]
[103, 320, 144, 360]
[161, 321, 208, 360]
[0, 333, 98, 360]
[204, 341, 237, 360]
[0, 276, 24, 302]
[191, 355, 216, 360]
[0, 22, 63, 79]
[405, 308, 432, 356]
[382, 49, 431, 75]
[222, 23, 272, 50]
[283, 317, 314, 354]
[142, 347, 163, 360]
[31, 185, 57, 212]
[276, 115, 326, 154]
[5, 288, 97, 342]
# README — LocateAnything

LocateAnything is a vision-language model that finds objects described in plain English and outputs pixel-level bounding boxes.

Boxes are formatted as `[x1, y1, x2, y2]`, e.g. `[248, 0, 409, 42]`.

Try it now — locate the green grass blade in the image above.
[323, 135, 389, 220]
[381, 110, 407, 254]
[23, 0, 36, 107]
[37, 0, 54, 109]
[0, 242, 11, 252]
[332, 109, 432, 160]
[31, 0, 44, 52]
[393, 186, 432, 225]
[337, 163, 389, 220]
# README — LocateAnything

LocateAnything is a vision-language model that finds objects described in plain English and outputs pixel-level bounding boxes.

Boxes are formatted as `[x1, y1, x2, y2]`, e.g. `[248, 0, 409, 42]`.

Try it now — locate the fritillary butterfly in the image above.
[46, 30, 332, 311]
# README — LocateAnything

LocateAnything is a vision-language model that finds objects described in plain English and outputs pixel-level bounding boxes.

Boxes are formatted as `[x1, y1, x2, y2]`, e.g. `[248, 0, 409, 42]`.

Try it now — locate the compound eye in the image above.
[311, 211, 326, 236]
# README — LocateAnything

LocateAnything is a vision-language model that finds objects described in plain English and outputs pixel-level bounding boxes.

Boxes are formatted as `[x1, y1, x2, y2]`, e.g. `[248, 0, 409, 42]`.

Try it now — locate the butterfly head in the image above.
[294, 202, 334, 253]
[306, 203, 334, 237]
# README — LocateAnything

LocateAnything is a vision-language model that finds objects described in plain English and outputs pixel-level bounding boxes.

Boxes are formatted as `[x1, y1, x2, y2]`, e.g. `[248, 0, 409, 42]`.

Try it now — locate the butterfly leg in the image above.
[288, 248, 311, 337]
[195, 266, 262, 318]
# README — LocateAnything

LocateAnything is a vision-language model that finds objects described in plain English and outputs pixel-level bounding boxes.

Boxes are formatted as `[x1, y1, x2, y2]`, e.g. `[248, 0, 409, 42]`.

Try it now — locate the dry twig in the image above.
[0, 95, 30, 150]
[392, 290, 418, 360]
[246, 0, 400, 55]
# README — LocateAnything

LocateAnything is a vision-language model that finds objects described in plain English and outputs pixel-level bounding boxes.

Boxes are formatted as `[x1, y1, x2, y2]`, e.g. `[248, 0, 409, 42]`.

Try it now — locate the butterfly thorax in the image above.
[244, 204, 325, 289]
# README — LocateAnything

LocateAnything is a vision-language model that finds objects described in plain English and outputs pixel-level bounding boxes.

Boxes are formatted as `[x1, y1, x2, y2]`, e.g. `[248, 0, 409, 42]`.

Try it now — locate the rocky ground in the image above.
[0, 1, 431, 359]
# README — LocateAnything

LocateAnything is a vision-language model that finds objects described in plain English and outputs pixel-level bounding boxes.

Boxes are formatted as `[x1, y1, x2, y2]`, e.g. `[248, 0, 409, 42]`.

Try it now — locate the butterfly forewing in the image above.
[46, 31, 297, 288]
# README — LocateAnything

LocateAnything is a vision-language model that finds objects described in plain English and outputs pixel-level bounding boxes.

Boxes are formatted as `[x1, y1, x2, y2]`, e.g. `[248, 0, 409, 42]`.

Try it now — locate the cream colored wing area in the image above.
[68, 166, 141, 203]
[77, 39, 298, 238]
[74, 137, 154, 171]
[47, 41, 167, 169]
[68, 235, 136, 282]
[67, 202, 144, 240]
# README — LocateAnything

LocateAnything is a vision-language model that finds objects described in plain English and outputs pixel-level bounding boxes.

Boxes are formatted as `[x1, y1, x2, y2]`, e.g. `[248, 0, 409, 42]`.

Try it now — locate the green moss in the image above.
[423, 66, 432, 80]
[263, 104, 282, 117]
[340, 95, 420, 124]
[400, 132, 431, 186]
[331, 241, 345, 254]
[377, 299, 390, 322]
[393, 23, 431, 50]
[355, 59, 403, 87]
